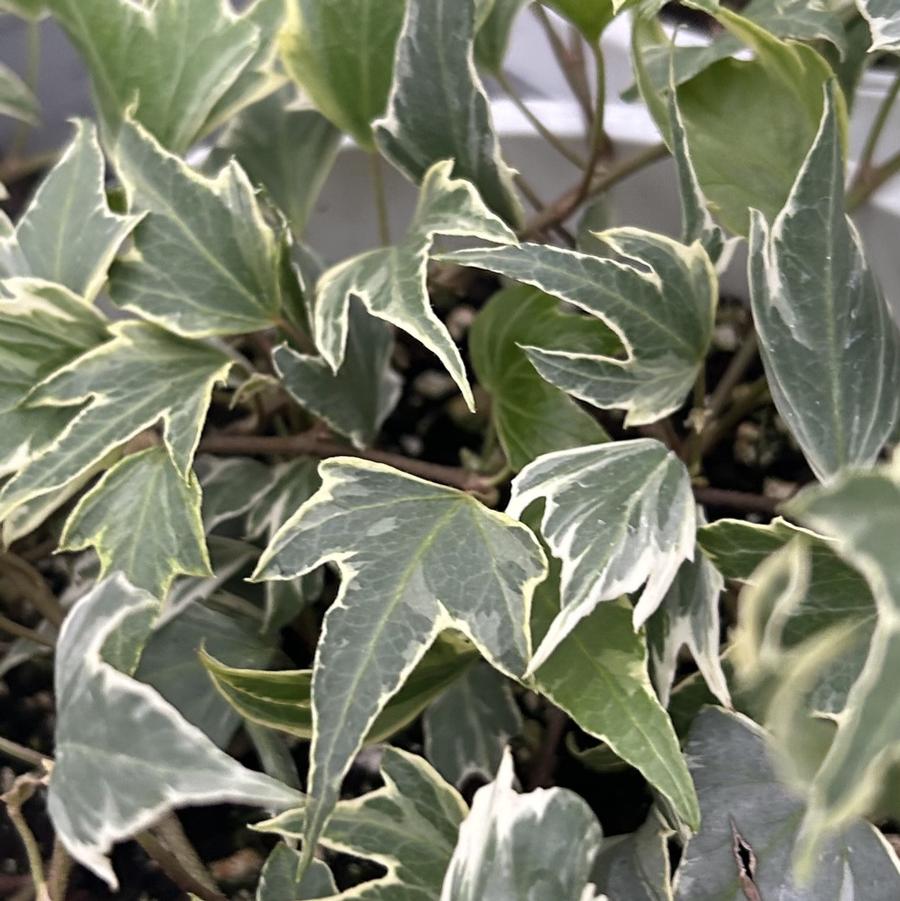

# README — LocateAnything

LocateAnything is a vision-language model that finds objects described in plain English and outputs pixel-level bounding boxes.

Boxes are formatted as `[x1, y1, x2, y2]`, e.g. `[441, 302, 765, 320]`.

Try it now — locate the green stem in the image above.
[369, 151, 391, 246]
[854, 65, 900, 192]
[847, 147, 900, 212]
[533, 3, 592, 123]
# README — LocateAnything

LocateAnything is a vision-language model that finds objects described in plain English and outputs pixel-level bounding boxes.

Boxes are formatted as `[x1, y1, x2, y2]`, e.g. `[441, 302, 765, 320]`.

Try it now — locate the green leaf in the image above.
[475, 0, 527, 73]
[109, 116, 286, 337]
[0, 120, 141, 300]
[0, 321, 231, 520]
[441, 230, 717, 426]
[212, 85, 341, 235]
[545, 0, 638, 43]
[423, 662, 523, 786]
[674, 707, 900, 900]
[279, 0, 406, 148]
[257, 845, 336, 901]
[374, 0, 523, 225]
[0, 60, 39, 124]
[440, 748, 603, 900]
[534, 598, 700, 830]
[314, 160, 517, 412]
[470, 286, 610, 471]
[508, 439, 695, 668]
[198, 456, 272, 532]
[0, 0, 45, 18]
[47, 575, 299, 889]
[59, 446, 211, 598]
[45, 0, 263, 153]
[259, 747, 468, 900]
[856, 0, 900, 51]
[252, 457, 546, 870]
[749, 82, 900, 483]
[201, 633, 479, 743]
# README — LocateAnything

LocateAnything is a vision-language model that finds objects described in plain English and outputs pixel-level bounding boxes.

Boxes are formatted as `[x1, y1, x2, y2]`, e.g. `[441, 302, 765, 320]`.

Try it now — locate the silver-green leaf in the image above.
[856, 0, 900, 51]
[257, 845, 337, 901]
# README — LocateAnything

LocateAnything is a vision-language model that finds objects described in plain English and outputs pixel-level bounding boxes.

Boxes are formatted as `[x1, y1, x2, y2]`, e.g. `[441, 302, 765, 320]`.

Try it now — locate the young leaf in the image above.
[534, 599, 700, 830]
[59, 446, 211, 598]
[314, 160, 517, 412]
[469, 286, 610, 471]
[856, 0, 900, 51]
[48, 575, 299, 889]
[109, 117, 286, 337]
[440, 748, 603, 901]
[441, 230, 717, 426]
[545, 0, 639, 43]
[374, 0, 523, 225]
[0, 61, 39, 124]
[257, 845, 337, 901]
[424, 662, 524, 786]
[0, 121, 141, 300]
[674, 707, 900, 900]
[252, 458, 546, 870]
[279, 0, 406, 148]
[0, 322, 231, 519]
[259, 747, 468, 900]
[749, 82, 900, 483]
[45, 0, 262, 153]
[508, 439, 695, 668]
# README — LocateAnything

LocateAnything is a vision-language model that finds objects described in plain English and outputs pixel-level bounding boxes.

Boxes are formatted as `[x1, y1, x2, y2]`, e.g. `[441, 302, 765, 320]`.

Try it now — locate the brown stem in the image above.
[698, 378, 770, 458]
[527, 706, 568, 790]
[0, 615, 54, 650]
[153, 814, 222, 900]
[0, 737, 50, 770]
[847, 147, 900, 211]
[136, 831, 227, 901]
[0, 553, 64, 627]
[46, 839, 72, 901]
[3, 774, 50, 901]
[532, 4, 592, 124]
[692, 486, 782, 516]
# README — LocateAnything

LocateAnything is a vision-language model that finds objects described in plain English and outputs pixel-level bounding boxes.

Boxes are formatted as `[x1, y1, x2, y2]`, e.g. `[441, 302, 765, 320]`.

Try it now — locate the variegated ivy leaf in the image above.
[424, 662, 523, 787]
[198, 455, 272, 532]
[257, 845, 337, 901]
[749, 82, 900, 483]
[279, 0, 406, 148]
[0, 121, 141, 300]
[59, 446, 211, 598]
[44, 0, 265, 154]
[674, 707, 900, 901]
[440, 748, 603, 901]
[0, 61, 39, 124]
[475, 0, 527, 73]
[441, 230, 717, 426]
[48, 575, 299, 889]
[259, 747, 468, 900]
[0, 321, 231, 520]
[508, 439, 695, 669]
[0, 278, 109, 476]
[469, 285, 610, 471]
[109, 116, 287, 337]
[856, 0, 900, 51]
[252, 458, 546, 871]
[374, 0, 523, 226]
[314, 160, 517, 412]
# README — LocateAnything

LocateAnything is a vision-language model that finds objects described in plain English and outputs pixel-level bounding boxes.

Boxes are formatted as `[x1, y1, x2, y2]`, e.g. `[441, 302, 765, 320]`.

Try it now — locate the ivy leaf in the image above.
[109, 117, 287, 338]
[0, 322, 231, 520]
[0, 120, 141, 300]
[508, 439, 695, 669]
[279, 0, 406, 148]
[48, 575, 299, 889]
[45, 0, 262, 153]
[470, 286, 611, 471]
[545, 0, 638, 43]
[749, 82, 900, 483]
[674, 707, 900, 900]
[198, 456, 272, 532]
[856, 0, 900, 51]
[440, 748, 603, 901]
[374, 0, 523, 225]
[252, 458, 546, 870]
[257, 845, 337, 901]
[441, 230, 717, 426]
[314, 160, 517, 412]
[424, 662, 523, 786]
[475, 0, 527, 73]
[534, 598, 700, 830]
[59, 446, 211, 598]
[0, 60, 39, 124]
[259, 747, 468, 900]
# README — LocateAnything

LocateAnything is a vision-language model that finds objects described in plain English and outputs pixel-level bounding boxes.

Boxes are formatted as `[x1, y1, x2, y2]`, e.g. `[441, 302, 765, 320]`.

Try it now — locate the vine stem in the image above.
[136, 831, 227, 901]
[369, 151, 391, 246]
[532, 3, 592, 123]
[0, 551, 65, 627]
[849, 65, 900, 206]
[847, 147, 900, 212]
[3, 773, 50, 901]
[692, 486, 781, 516]
[0, 736, 48, 769]
[0, 614, 54, 649]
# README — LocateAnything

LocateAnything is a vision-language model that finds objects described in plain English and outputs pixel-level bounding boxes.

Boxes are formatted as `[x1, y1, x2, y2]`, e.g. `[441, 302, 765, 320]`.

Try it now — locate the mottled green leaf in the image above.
[470, 286, 610, 471]
[374, 0, 523, 225]
[856, 0, 900, 51]
[749, 83, 900, 482]
[48, 575, 299, 889]
[0, 121, 140, 300]
[475, 0, 527, 73]
[279, 0, 405, 148]
[257, 845, 336, 901]
[252, 458, 546, 870]
[260, 747, 468, 900]
[59, 446, 211, 598]
[508, 439, 695, 668]
[109, 116, 286, 337]
[315, 160, 517, 412]
[674, 707, 900, 900]
[441, 230, 716, 425]
[0, 60, 39, 124]
[0, 321, 231, 519]
[440, 748, 603, 900]
[424, 662, 523, 786]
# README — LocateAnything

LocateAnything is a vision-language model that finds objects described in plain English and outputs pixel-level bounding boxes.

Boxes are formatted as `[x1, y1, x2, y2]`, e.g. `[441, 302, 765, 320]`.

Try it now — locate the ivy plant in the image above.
[1, 0, 900, 898]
